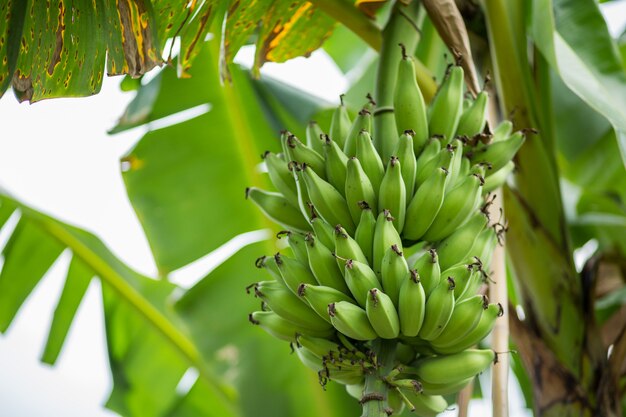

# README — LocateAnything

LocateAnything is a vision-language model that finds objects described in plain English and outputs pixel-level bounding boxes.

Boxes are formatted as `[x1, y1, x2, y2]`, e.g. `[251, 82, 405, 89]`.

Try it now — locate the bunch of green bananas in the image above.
[246, 50, 522, 416]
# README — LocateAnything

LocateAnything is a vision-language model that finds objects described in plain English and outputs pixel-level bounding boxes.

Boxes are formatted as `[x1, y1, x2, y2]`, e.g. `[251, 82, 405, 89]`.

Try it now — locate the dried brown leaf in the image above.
[422, 0, 480, 96]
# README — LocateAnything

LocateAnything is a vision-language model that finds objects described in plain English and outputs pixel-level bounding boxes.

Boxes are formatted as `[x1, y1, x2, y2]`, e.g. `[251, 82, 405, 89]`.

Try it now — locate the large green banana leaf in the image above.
[0, 0, 335, 102]
[531, 0, 626, 166]
[114, 40, 335, 274]
[0, 195, 239, 417]
[0, 193, 359, 417]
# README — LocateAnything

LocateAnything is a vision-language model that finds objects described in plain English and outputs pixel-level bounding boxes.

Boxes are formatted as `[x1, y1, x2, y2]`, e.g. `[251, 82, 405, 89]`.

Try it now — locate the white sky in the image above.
[0, 4, 625, 416]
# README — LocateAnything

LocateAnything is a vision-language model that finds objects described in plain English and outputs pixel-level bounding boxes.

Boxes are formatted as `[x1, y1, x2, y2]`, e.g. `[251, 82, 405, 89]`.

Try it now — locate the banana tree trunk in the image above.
[481, 0, 621, 415]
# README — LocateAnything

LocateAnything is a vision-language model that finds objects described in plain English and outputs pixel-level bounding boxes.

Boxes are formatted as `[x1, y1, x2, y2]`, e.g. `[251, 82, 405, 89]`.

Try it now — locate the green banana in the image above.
[436, 212, 489, 271]
[400, 337, 436, 353]
[471, 130, 525, 173]
[473, 225, 498, 267]
[344, 109, 372, 157]
[379, 156, 406, 233]
[460, 263, 485, 300]
[413, 349, 495, 385]
[431, 295, 488, 347]
[335, 225, 369, 267]
[394, 130, 417, 197]
[400, 391, 448, 417]
[403, 167, 448, 241]
[396, 342, 417, 364]
[297, 283, 356, 322]
[345, 157, 377, 224]
[296, 334, 348, 360]
[380, 244, 409, 306]
[412, 249, 441, 296]
[344, 259, 381, 307]
[372, 210, 402, 275]
[337, 331, 361, 353]
[455, 90, 488, 138]
[345, 383, 364, 400]
[294, 343, 326, 372]
[246, 187, 310, 233]
[389, 379, 422, 393]
[415, 143, 454, 186]
[249, 311, 333, 341]
[419, 377, 474, 396]
[433, 303, 503, 354]
[428, 65, 464, 144]
[364, 93, 376, 112]
[323, 135, 349, 196]
[458, 155, 470, 179]
[366, 288, 400, 339]
[304, 233, 350, 294]
[255, 255, 285, 284]
[306, 120, 325, 155]
[249, 311, 299, 342]
[458, 272, 483, 303]
[310, 212, 335, 249]
[317, 354, 366, 384]
[354, 202, 376, 266]
[414, 138, 441, 178]
[263, 151, 298, 206]
[278, 230, 308, 265]
[446, 138, 464, 190]
[484, 160, 515, 192]
[274, 253, 317, 294]
[355, 129, 385, 195]
[422, 173, 484, 242]
[253, 281, 332, 331]
[491, 120, 513, 142]
[394, 45, 428, 153]
[441, 263, 476, 299]
[291, 162, 313, 219]
[301, 164, 355, 234]
[398, 270, 426, 337]
[328, 301, 378, 341]
[287, 134, 326, 178]
[295, 344, 363, 378]
[387, 384, 407, 415]
[280, 130, 293, 160]
[418, 277, 456, 341]
[319, 367, 365, 386]
[329, 95, 352, 148]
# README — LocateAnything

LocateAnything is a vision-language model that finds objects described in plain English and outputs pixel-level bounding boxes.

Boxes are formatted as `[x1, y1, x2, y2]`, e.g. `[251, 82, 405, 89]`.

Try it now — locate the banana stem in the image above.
[373, 0, 422, 161]
[360, 339, 397, 417]
[490, 191, 509, 417]
[311, 0, 437, 103]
